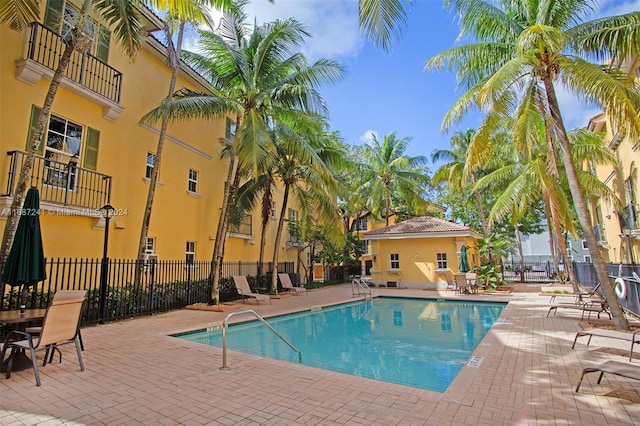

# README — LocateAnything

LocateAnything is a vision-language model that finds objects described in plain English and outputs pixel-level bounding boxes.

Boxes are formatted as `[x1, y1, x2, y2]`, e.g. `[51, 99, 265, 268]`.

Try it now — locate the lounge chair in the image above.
[547, 300, 611, 320]
[278, 273, 307, 295]
[232, 276, 271, 305]
[572, 327, 640, 361]
[575, 360, 640, 392]
[545, 283, 602, 304]
[1, 298, 85, 386]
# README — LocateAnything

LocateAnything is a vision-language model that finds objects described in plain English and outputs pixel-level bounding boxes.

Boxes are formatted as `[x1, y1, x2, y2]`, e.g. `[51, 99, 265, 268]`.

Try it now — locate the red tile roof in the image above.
[363, 216, 479, 238]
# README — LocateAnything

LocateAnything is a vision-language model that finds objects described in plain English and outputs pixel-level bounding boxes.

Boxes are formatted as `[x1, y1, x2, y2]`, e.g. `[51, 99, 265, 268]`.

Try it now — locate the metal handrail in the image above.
[220, 309, 301, 370]
[352, 278, 372, 300]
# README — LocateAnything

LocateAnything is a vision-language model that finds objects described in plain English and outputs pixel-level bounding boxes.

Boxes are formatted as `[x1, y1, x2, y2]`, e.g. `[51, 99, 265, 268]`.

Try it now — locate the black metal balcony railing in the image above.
[4, 151, 112, 210]
[28, 22, 123, 103]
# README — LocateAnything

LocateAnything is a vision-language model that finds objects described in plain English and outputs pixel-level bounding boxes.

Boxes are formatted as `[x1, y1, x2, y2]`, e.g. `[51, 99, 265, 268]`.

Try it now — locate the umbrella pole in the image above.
[19, 285, 28, 313]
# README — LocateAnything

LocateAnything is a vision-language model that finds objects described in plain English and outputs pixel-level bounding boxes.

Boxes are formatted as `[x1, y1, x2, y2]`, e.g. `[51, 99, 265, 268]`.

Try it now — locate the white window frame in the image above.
[145, 237, 155, 254]
[270, 201, 276, 219]
[357, 217, 368, 231]
[584, 255, 592, 263]
[44, 114, 83, 190]
[188, 169, 198, 193]
[582, 240, 588, 249]
[146, 152, 155, 179]
[437, 253, 448, 269]
[185, 241, 196, 264]
[390, 253, 400, 269]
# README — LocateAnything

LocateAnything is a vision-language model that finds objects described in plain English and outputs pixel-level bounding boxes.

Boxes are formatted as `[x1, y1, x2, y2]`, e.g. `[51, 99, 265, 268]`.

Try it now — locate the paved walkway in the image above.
[1, 285, 639, 425]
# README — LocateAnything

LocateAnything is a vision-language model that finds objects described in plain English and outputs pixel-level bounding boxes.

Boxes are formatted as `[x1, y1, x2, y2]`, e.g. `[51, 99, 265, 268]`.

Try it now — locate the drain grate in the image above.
[467, 356, 484, 367]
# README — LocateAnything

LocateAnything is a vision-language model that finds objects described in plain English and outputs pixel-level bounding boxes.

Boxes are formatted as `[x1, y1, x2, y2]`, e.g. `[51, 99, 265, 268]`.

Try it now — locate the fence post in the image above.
[148, 259, 156, 313]
[186, 256, 192, 305]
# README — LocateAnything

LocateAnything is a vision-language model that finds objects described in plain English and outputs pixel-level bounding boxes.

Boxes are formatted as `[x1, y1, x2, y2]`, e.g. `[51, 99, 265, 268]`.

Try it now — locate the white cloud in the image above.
[359, 130, 378, 144]
[200, 0, 363, 60]
[554, 85, 602, 130]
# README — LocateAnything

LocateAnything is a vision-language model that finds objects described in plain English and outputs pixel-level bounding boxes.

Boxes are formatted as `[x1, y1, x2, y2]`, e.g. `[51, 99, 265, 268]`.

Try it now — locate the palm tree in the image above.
[359, 132, 429, 226]
[425, 0, 640, 329]
[136, 1, 228, 269]
[267, 117, 343, 293]
[431, 129, 489, 236]
[0, 0, 203, 266]
[141, 7, 344, 304]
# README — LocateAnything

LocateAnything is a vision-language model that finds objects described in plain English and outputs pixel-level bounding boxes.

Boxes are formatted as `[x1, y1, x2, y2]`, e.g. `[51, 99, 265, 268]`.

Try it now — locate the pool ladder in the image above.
[352, 278, 372, 300]
[219, 309, 301, 370]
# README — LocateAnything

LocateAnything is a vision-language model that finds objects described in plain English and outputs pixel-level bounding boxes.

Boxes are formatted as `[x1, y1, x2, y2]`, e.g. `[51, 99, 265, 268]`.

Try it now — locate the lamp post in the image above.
[99, 204, 116, 323]
[621, 226, 635, 265]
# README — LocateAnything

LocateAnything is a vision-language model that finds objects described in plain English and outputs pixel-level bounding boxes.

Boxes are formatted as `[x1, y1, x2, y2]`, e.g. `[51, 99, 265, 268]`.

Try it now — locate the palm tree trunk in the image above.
[543, 202, 561, 282]
[210, 115, 241, 304]
[515, 224, 525, 282]
[136, 22, 185, 273]
[385, 180, 391, 226]
[0, 36, 76, 266]
[271, 184, 291, 293]
[542, 76, 628, 329]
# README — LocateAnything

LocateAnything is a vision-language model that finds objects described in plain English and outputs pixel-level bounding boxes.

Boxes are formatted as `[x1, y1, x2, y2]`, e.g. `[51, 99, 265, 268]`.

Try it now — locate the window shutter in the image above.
[43, 0, 64, 33]
[26, 105, 45, 155]
[83, 127, 100, 170]
[96, 25, 111, 62]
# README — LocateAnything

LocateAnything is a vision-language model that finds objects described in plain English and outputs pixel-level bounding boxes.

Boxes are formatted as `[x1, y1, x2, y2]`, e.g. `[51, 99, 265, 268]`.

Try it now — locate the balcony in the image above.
[15, 22, 124, 121]
[2, 151, 112, 212]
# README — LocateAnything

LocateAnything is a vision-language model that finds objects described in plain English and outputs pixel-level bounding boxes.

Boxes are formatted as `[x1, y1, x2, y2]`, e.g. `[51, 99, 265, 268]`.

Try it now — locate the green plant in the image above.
[475, 263, 505, 290]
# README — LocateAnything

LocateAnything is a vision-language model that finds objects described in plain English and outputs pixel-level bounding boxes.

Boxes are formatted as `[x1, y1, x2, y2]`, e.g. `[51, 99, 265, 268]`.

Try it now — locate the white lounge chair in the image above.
[278, 273, 307, 295]
[575, 360, 640, 392]
[232, 276, 271, 305]
[572, 327, 640, 361]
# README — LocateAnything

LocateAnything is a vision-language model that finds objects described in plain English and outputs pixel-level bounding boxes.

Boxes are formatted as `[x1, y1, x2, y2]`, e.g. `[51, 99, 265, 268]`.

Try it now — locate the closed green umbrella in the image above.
[459, 245, 471, 273]
[2, 187, 46, 310]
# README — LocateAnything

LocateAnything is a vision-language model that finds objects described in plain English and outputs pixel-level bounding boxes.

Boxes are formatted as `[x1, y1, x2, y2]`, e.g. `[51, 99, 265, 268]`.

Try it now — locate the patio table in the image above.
[1, 308, 47, 372]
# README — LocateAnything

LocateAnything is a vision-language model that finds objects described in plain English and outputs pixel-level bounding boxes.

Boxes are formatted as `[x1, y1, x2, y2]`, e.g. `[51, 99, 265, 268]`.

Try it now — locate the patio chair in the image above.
[441, 272, 458, 294]
[546, 300, 611, 320]
[232, 276, 271, 305]
[575, 360, 640, 392]
[1, 298, 85, 386]
[572, 327, 640, 362]
[279, 273, 307, 295]
[25, 290, 88, 360]
[454, 274, 468, 294]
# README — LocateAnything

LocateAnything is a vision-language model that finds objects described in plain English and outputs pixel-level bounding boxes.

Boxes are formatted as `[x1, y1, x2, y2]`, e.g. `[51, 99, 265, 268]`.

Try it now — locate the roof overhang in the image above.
[363, 230, 483, 241]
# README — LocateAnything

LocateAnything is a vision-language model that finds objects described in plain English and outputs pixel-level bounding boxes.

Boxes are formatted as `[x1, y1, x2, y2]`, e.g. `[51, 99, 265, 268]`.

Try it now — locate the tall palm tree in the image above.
[359, 132, 429, 226]
[431, 128, 490, 236]
[268, 117, 343, 293]
[141, 7, 344, 304]
[0, 0, 173, 266]
[136, 1, 228, 269]
[425, 0, 640, 329]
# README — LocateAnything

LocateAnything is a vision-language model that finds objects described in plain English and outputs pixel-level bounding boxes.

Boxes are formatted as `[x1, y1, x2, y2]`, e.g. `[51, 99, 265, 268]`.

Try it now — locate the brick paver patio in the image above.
[1, 284, 639, 425]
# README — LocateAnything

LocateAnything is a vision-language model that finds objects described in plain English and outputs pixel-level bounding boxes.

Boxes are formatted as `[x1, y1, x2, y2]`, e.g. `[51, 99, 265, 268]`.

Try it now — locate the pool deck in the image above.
[1, 284, 639, 425]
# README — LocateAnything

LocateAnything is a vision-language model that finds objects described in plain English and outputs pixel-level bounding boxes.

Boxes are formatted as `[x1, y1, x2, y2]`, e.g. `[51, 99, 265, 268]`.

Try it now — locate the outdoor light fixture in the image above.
[621, 225, 635, 265]
[98, 204, 116, 323]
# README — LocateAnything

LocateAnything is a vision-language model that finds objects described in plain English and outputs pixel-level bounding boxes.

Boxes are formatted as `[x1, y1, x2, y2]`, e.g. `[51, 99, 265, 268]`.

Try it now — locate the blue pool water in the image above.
[174, 297, 506, 392]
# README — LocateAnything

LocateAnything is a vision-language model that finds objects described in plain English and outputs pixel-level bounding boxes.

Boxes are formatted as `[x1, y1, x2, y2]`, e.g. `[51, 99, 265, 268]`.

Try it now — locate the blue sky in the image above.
[199, 0, 640, 163]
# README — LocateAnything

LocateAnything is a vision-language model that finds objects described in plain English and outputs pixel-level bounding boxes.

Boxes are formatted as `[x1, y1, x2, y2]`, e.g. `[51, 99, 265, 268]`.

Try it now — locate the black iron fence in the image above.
[1, 258, 294, 325]
[571, 262, 640, 318]
[503, 260, 558, 283]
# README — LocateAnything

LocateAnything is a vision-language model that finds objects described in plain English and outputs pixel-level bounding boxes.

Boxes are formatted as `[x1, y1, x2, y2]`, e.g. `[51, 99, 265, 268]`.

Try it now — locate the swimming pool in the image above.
[174, 297, 506, 392]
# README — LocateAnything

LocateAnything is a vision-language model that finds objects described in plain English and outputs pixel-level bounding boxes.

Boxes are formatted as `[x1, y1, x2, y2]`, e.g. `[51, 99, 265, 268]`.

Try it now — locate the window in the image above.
[582, 240, 588, 249]
[146, 153, 155, 179]
[230, 215, 252, 235]
[393, 309, 402, 326]
[188, 169, 198, 193]
[145, 237, 155, 254]
[390, 253, 400, 269]
[270, 201, 276, 219]
[357, 217, 368, 231]
[44, 0, 111, 62]
[363, 240, 370, 254]
[584, 255, 592, 263]
[288, 209, 299, 242]
[437, 253, 447, 269]
[44, 114, 83, 188]
[185, 241, 195, 264]
[225, 117, 236, 142]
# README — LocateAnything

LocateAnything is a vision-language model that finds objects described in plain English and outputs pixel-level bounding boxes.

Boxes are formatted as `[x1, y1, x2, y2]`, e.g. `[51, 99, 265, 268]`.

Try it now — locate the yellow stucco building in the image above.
[362, 216, 482, 289]
[0, 2, 306, 269]
[587, 57, 639, 265]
